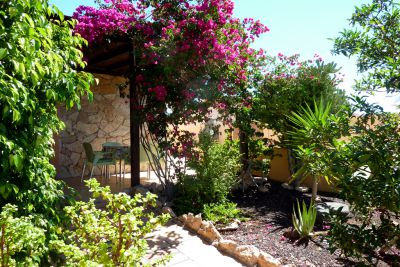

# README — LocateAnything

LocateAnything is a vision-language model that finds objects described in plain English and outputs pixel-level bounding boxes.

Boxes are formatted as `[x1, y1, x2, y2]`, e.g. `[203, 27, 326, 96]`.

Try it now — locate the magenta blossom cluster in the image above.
[148, 85, 167, 101]
[73, 0, 269, 158]
[73, 4, 139, 43]
[73, 0, 269, 82]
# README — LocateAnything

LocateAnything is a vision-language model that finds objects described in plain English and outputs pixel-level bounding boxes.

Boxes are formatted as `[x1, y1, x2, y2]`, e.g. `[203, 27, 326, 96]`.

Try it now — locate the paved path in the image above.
[146, 221, 244, 267]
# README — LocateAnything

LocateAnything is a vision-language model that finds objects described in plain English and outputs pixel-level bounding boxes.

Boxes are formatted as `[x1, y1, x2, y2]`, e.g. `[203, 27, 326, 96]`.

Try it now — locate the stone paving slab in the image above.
[146, 221, 244, 267]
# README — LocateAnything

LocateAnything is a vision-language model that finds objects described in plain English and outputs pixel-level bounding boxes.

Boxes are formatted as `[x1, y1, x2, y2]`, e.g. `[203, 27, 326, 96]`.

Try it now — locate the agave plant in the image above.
[292, 199, 317, 238]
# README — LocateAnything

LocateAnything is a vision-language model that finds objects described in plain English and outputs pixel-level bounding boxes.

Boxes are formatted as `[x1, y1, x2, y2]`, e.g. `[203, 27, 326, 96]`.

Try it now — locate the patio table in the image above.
[102, 142, 129, 182]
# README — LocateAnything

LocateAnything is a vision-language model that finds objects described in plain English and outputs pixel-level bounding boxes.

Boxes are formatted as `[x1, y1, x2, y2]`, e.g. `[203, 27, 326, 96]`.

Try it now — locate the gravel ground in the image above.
[221, 181, 393, 267]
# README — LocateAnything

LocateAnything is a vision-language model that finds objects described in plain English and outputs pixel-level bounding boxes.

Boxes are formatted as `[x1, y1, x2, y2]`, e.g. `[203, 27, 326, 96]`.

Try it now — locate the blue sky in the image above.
[50, 0, 399, 111]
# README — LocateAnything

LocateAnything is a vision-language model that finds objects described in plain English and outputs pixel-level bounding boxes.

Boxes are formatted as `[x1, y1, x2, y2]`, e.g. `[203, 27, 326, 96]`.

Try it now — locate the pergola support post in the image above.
[129, 42, 140, 188]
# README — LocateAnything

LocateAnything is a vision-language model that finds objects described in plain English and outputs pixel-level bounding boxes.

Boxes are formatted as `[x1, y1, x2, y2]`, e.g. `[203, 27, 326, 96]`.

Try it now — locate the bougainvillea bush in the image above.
[73, 0, 269, 124]
[73, 0, 269, 189]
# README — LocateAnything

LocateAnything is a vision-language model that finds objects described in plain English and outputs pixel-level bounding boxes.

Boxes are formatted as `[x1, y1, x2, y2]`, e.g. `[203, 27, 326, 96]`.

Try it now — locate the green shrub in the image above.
[0, 204, 47, 266]
[249, 137, 273, 177]
[293, 97, 400, 260]
[326, 107, 400, 259]
[203, 201, 246, 225]
[292, 200, 317, 238]
[0, 0, 93, 242]
[51, 179, 170, 266]
[174, 131, 241, 215]
[327, 211, 391, 259]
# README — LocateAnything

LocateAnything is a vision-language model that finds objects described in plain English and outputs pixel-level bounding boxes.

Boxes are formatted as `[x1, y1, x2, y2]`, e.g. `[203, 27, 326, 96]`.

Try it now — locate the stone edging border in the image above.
[178, 213, 284, 267]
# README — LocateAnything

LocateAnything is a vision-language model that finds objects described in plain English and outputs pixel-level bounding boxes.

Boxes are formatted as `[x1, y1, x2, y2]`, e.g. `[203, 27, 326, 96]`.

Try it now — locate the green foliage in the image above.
[328, 211, 400, 261]
[292, 200, 317, 238]
[286, 99, 348, 189]
[51, 179, 170, 266]
[332, 0, 400, 93]
[255, 56, 347, 144]
[0, 204, 47, 266]
[335, 110, 400, 215]
[248, 135, 272, 158]
[248, 137, 273, 177]
[174, 131, 241, 215]
[293, 97, 400, 259]
[326, 102, 400, 258]
[0, 0, 93, 233]
[203, 201, 246, 225]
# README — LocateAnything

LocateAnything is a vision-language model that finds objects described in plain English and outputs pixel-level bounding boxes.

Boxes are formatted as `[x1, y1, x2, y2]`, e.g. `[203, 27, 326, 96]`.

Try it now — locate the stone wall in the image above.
[57, 74, 131, 178]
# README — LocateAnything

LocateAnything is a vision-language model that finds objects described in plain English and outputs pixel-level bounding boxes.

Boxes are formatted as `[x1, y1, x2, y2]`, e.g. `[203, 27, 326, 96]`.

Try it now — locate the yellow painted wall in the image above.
[261, 147, 337, 193]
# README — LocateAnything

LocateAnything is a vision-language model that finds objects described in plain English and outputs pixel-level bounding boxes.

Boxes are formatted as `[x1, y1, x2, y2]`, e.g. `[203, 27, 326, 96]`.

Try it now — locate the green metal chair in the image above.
[81, 142, 116, 181]
[102, 142, 126, 181]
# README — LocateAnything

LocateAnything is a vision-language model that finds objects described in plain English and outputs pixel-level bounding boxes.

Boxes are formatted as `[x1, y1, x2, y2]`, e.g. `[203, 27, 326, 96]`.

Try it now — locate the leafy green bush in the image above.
[292, 200, 317, 238]
[0, 0, 93, 238]
[174, 131, 241, 215]
[255, 56, 347, 145]
[0, 204, 47, 266]
[51, 179, 170, 266]
[326, 105, 400, 259]
[292, 97, 400, 260]
[328, 0, 400, 260]
[327, 211, 400, 260]
[203, 201, 246, 225]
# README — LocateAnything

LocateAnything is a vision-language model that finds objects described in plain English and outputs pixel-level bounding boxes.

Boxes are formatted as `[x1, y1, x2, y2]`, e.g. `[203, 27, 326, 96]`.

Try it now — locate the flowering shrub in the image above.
[253, 54, 347, 186]
[73, 0, 269, 166]
[255, 54, 346, 144]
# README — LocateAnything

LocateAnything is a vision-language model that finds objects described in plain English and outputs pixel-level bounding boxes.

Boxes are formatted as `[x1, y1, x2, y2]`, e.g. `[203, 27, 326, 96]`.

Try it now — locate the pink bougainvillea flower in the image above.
[322, 225, 331, 230]
[73, 0, 269, 160]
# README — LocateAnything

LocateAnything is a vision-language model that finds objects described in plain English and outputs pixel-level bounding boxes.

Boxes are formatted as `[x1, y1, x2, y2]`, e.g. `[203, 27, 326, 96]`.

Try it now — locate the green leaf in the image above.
[0, 185, 9, 199]
[0, 48, 6, 60]
[11, 184, 19, 194]
[27, 204, 34, 211]
[23, 13, 35, 28]
[10, 154, 23, 171]
[28, 115, 34, 125]
[12, 109, 21, 122]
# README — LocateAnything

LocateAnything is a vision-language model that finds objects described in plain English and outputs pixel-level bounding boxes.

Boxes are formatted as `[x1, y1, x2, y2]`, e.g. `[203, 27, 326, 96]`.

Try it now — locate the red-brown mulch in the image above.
[221, 181, 392, 267]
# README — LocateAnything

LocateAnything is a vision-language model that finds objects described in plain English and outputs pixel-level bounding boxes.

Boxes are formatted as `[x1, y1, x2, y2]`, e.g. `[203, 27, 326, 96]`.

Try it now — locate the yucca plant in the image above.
[287, 98, 342, 202]
[292, 200, 317, 238]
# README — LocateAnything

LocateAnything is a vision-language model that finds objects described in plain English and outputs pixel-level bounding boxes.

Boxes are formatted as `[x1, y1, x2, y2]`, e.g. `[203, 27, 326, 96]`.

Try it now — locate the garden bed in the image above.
[221, 181, 392, 267]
